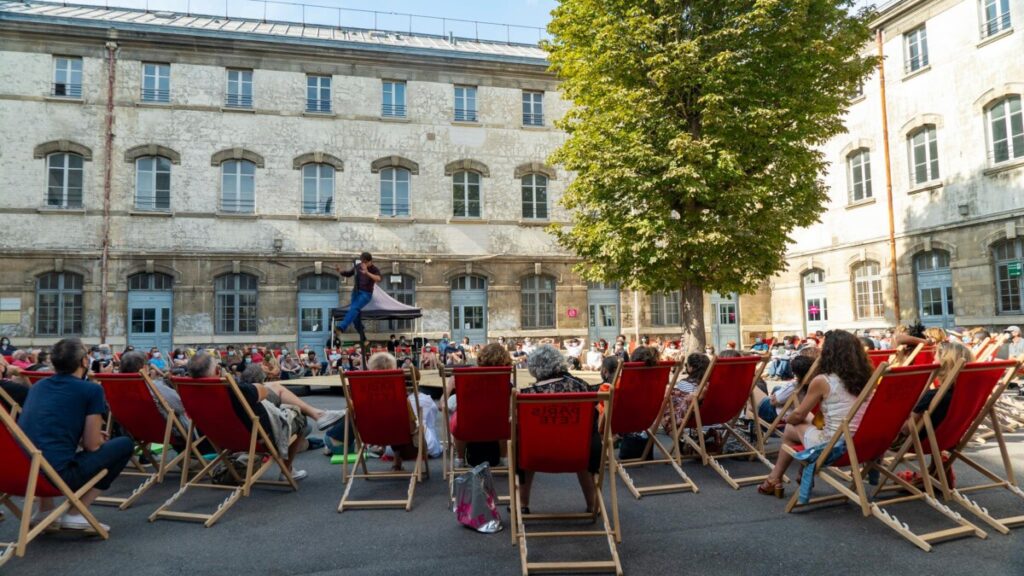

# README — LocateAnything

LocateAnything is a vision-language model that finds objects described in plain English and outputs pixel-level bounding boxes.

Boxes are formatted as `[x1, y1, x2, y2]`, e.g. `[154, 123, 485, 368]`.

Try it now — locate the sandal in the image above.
[757, 478, 784, 498]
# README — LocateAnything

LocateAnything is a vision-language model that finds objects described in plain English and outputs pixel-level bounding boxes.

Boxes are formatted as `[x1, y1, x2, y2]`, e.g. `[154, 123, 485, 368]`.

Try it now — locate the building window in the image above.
[302, 163, 335, 215]
[523, 91, 544, 126]
[908, 125, 940, 185]
[853, 261, 885, 319]
[215, 273, 258, 334]
[141, 63, 170, 103]
[521, 275, 555, 329]
[452, 171, 481, 218]
[306, 75, 331, 112]
[36, 272, 83, 336]
[134, 156, 171, 211]
[226, 69, 253, 108]
[454, 85, 477, 122]
[988, 96, 1023, 164]
[847, 149, 872, 203]
[298, 274, 339, 292]
[52, 56, 82, 98]
[379, 274, 416, 331]
[382, 81, 406, 118]
[521, 174, 549, 220]
[128, 272, 174, 290]
[651, 291, 681, 326]
[904, 26, 929, 74]
[451, 276, 486, 290]
[993, 239, 1023, 314]
[915, 249, 951, 271]
[981, 0, 1012, 38]
[46, 153, 84, 208]
[221, 159, 255, 213]
[380, 167, 410, 217]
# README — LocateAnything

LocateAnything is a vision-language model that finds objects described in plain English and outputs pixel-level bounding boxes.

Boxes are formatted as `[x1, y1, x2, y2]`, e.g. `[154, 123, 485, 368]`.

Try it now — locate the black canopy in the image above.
[331, 285, 422, 321]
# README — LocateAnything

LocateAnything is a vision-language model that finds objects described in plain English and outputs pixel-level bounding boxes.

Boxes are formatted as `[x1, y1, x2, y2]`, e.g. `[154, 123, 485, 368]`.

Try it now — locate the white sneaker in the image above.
[281, 469, 307, 482]
[59, 512, 109, 533]
[315, 410, 345, 431]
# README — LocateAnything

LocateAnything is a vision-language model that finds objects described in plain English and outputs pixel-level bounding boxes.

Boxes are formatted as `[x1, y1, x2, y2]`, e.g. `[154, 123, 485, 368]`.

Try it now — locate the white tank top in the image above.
[820, 373, 864, 443]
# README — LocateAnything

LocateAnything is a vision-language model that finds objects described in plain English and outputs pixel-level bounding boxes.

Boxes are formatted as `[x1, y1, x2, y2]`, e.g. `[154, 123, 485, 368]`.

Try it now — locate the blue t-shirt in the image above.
[19, 373, 108, 472]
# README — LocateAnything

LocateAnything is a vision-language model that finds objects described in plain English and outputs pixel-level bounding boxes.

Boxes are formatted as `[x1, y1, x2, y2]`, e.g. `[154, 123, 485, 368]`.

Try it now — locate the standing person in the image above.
[564, 338, 585, 370]
[334, 252, 381, 345]
[387, 334, 398, 354]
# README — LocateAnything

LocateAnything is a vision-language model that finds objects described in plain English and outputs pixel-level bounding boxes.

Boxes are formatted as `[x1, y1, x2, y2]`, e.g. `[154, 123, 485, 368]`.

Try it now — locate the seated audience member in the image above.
[445, 343, 513, 466]
[662, 352, 711, 433]
[517, 345, 599, 514]
[10, 349, 33, 369]
[119, 351, 186, 423]
[759, 330, 871, 496]
[148, 347, 168, 373]
[766, 339, 794, 379]
[595, 356, 621, 416]
[522, 337, 537, 355]
[725, 340, 738, 351]
[611, 342, 629, 363]
[327, 348, 343, 373]
[1, 356, 30, 408]
[186, 352, 343, 480]
[583, 343, 604, 371]
[279, 352, 303, 380]
[304, 350, 322, 377]
[910, 341, 973, 431]
[446, 346, 467, 367]
[19, 338, 134, 531]
[0, 336, 16, 356]
[249, 346, 264, 364]
[512, 343, 529, 369]
[564, 338, 585, 370]
[859, 336, 876, 350]
[751, 337, 769, 352]
[338, 352, 419, 470]
[261, 352, 281, 381]
[753, 354, 815, 424]
[26, 350, 53, 372]
[704, 344, 716, 356]
[170, 348, 189, 374]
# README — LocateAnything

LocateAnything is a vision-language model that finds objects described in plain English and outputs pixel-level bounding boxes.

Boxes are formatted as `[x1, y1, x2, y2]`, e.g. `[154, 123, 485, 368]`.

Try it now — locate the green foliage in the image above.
[546, 0, 876, 295]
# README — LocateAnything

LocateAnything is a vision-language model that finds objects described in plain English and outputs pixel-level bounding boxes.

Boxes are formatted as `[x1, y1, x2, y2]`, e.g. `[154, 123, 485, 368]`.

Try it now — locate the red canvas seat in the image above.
[510, 390, 622, 575]
[339, 369, 426, 512]
[17, 371, 53, 386]
[0, 408, 109, 567]
[149, 374, 298, 527]
[783, 363, 986, 551]
[866, 349, 894, 369]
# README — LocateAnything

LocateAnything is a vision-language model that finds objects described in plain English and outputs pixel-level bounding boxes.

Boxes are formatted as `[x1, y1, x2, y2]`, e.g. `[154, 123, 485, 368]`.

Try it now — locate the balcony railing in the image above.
[51, 83, 82, 98]
[225, 93, 254, 108]
[523, 113, 544, 126]
[981, 12, 1012, 38]
[454, 108, 477, 122]
[302, 199, 335, 214]
[219, 198, 256, 214]
[306, 98, 332, 113]
[382, 103, 407, 117]
[141, 88, 171, 103]
[903, 56, 929, 75]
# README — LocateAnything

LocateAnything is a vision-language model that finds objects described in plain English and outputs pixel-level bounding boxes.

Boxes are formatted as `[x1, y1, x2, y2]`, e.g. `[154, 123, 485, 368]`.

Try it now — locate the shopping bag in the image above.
[452, 462, 502, 533]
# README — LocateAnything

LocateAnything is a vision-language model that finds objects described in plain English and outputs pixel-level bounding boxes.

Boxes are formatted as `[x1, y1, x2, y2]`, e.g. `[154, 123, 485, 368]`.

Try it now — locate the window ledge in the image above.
[379, 115, 410, 123]
[520, 124, 549, 131]
[129, 209, 174, 217]
[448, 217, 486, 224]
[908, 181, 943, 195]
[136, 101, 172, 108]
[44, 95, 83, 104]
[984, 156, 1024, 176]
[375, 216, 415, 224]
[302, 111, 336, 118]
[451, 120, 482, 127]
[848, 94, 866, 105]
[901, 64, 931, 81]
[298, 213, 337, 221]
[216, 211, 258, 219]
[845, 197, 876, 209]
[37, 206, 85, 214]
[221, 106, 255, 114]
[518, 219, 551, 226]
[978, 27, 1013, 48]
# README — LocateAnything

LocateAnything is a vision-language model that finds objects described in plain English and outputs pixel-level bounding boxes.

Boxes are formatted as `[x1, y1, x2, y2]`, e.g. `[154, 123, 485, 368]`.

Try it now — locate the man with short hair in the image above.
[19, 338, 133, 531]
[335, 252, 381, 345]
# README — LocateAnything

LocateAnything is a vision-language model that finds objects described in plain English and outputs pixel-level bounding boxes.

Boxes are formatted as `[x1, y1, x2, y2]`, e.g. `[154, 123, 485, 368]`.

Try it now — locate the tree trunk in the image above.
[680, 283, 706, 354]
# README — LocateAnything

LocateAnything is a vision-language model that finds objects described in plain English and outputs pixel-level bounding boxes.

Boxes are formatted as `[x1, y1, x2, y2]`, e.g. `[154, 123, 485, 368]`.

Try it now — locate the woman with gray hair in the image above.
[518, 344, 599, 514]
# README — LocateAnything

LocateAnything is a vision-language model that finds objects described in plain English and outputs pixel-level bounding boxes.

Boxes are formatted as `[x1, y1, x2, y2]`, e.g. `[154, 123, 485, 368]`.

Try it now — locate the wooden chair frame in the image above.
[878, 359, 1024, 534]
[0, 408, 109, 568]
[149, 374, 298, 527]
[783, 362, 987, 552]
[672, 354, 775, 489]
[338, 368, 427, 512]
[91, 372, 207, 510]
[509, 389, 623, 575]
[0, 386, 20, 418]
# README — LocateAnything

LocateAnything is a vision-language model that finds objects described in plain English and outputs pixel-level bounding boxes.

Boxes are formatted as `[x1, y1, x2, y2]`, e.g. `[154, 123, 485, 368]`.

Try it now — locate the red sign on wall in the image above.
[566, 307, 579, 318]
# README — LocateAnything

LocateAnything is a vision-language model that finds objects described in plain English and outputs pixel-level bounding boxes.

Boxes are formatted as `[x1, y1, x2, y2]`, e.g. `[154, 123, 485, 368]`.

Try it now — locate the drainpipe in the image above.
[876, 29, 901, 322]
[100, 40, 117, 344]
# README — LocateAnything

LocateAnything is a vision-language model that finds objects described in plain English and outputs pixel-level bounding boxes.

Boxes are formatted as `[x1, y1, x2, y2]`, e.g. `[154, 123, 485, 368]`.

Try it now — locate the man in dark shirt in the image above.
[335, 252, 382, 344]
[19, 338, 133, 532]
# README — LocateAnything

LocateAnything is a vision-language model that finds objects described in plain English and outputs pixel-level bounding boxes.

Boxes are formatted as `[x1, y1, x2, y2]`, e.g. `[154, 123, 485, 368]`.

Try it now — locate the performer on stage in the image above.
[334, 252, 381, 344]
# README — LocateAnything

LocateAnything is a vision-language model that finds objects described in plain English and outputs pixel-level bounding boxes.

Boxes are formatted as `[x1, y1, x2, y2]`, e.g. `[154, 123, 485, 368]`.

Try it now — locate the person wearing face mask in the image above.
[250, 346, 264, 364]
[171, 348, 189, 373]
[0, 336, 16, 356]
[148, 347, 168, 373]
[18, 338, 134, 531]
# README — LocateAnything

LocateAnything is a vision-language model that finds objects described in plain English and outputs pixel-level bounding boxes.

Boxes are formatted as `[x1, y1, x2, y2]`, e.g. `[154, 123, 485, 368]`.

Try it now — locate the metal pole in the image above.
[100, 41, 118, 345]
[877, 29, 901, 322]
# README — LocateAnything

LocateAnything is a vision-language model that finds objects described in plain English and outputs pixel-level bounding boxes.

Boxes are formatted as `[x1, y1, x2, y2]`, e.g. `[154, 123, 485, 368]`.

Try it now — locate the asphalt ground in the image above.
[4, 391, 1024, 576]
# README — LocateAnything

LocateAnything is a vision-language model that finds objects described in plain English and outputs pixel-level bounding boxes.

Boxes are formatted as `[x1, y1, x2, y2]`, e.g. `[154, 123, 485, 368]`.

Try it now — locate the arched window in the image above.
[521, 174, 548, 220]
[650, 291, 681, 326]
[450, 275, 487, 290]
[128, 272, 174, 290]
[221, 159, 256, 213]
[993, 239, 1023, 314]
[36, 272, 83, 335]
[379, 274, 416, 331]
[380, 167, 410, 217]
[215, 273, 258, 334]
[298, 274, 339, 291]
[803, 269, 828, 324]
[452, 171, 481, 218]
[47, 153, 84, 208]
[521, 275, 556, 329]
[853, 261, 885, 319]
[302, 163, 335, 215]
[135, 156, 172, 211]
[914, 250, 951, 271]
[987, 95, 1023, 165]
[846, 149, 872, 203]
[907, 125, 940, 185]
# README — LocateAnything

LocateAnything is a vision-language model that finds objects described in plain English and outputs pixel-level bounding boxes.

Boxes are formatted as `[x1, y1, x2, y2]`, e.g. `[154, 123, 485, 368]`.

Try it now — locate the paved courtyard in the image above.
[4, 390, 1024, 575]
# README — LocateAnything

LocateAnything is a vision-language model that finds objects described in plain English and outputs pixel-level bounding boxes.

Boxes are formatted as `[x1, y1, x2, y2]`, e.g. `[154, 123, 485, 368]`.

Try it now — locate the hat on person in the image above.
[1008, 326, 1021, 334]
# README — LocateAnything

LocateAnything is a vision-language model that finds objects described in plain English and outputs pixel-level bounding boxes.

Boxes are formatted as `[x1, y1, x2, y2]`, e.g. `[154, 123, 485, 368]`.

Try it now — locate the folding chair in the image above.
[440, 366, 515, 505]
[608, 360, 698, 506]
[16, 371, 53, 385]
[755, 357, 821, 455]
[510, 390, 622, 575]
[91, 372, 205, 510]
[881, 359, 1023, 534]
[675, 354, 774, 489]
[338, 368, 426, 512]
[902, 343, 933, 366]
[149, 374, 298, 527]
[784, 363, 986, 551]
[0, 386, 20, 418]
[866, 349, 895, 370]
[0, 408, 108, 568]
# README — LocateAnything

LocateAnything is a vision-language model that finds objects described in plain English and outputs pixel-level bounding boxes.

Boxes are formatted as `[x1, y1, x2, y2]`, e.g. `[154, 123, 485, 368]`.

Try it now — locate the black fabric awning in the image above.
[331, 285, 422, 321]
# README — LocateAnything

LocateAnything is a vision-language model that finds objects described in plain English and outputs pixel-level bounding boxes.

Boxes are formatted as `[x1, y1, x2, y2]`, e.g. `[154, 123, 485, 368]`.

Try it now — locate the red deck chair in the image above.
[91, 372, 205, 510]
[784, 363, 986, 552]
[17, 370, 54, 386]
[866, 349, 895, 369]
[149, 374, 298, 527]
[339, 368, 426, 512]
[674, 354, 773, 489]
[881, 359, 1023, 534]
[509, 390, 622, 575]
[910, 345, 936, 366]
[608, 361, 697, 511]
[440, 366, 515, 505]
[2, 355, 12, 364]
[0, 408, 108, 568]
[0, 386, 20, 418]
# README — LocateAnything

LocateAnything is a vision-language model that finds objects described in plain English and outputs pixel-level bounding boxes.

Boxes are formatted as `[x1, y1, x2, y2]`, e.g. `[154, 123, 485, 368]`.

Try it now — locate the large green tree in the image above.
[546, 0, 876, 349]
